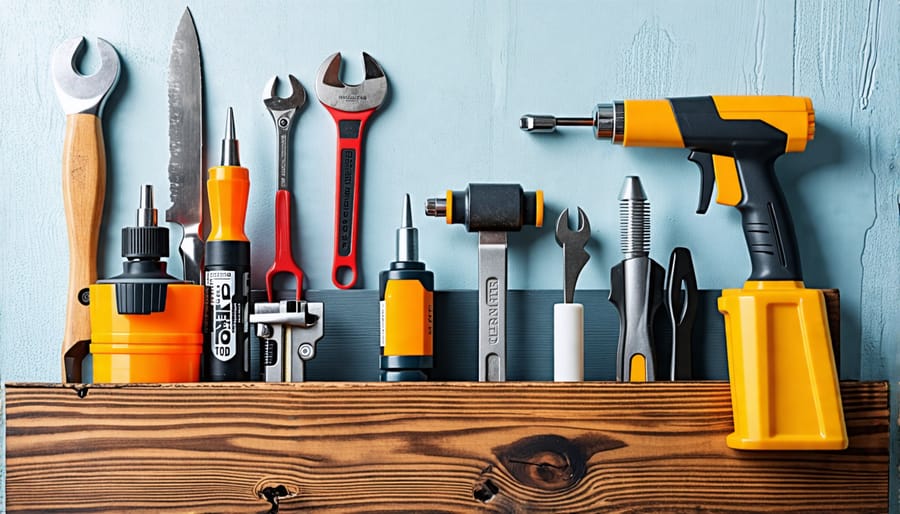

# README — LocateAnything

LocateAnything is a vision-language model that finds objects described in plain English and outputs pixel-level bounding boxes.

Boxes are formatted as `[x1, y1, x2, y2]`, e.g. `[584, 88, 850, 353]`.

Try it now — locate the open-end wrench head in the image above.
[263, 74, 306, 112]
[315, 52, 388, 112]
[555, 207, 591, 248]
[51, 37, 120, 116]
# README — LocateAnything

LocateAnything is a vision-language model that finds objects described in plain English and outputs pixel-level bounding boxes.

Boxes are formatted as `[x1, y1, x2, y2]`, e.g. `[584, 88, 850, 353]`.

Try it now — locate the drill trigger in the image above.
[687, 151, 716, 215]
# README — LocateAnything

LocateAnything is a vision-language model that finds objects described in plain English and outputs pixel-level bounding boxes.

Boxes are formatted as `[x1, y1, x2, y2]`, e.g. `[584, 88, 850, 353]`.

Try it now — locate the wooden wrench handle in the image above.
[61, 113, 106, 382]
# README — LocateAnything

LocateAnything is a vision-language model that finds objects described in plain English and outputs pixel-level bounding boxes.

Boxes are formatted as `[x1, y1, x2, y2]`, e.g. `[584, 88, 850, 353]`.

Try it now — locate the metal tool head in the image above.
[315, 52, 388, 111]
[51, 37, 120, 116]
[263, 74, 306, 115]
[556, 207, 591, 303]
[555, 207, 591, 248]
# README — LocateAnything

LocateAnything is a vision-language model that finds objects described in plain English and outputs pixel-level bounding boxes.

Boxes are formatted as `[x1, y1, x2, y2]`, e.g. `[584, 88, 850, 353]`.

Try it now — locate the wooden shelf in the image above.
[4, 381, 888, 513]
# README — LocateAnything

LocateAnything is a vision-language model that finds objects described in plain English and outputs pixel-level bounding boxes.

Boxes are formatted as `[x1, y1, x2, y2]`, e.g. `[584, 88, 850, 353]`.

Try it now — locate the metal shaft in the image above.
[137, 184, 157, 227]
[220, 107, 240, 166]
[619, 176, 650, 259]
[478, 231, 507, 382]
[519, 103, 624, 142]
[397, 193, 418, 262]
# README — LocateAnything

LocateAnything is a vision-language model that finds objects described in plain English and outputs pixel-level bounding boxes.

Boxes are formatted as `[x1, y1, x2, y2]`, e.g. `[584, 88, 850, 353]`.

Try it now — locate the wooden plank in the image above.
[5, 381, 887, 513]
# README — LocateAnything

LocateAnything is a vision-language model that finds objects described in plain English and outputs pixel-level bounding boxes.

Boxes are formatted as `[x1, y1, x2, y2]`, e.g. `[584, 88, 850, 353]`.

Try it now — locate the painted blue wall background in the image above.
[1, 0, 897, 509]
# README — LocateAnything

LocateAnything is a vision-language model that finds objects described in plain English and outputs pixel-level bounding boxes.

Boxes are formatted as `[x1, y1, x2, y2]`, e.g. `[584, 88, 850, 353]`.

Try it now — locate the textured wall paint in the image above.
[0, 0, 897, 510]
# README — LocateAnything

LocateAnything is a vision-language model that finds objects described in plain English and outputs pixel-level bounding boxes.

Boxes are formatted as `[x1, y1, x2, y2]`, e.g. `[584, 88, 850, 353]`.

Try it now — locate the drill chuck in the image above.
[519, 103, 622, 142]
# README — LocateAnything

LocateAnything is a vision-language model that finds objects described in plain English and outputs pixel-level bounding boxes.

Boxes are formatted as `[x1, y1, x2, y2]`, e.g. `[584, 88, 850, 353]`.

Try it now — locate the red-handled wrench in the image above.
[315, 52, 388, 289]
[263, 75, 306, 301]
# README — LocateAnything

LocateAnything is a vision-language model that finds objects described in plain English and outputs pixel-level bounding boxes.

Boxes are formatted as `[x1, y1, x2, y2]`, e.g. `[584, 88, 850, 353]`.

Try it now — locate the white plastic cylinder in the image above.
[553, 303, 584, 381]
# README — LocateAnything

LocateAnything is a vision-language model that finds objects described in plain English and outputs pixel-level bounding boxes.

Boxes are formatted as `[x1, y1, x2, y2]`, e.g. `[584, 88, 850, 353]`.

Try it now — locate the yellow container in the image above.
[719, 281, 847, 450]
[89, 283, 204, 383]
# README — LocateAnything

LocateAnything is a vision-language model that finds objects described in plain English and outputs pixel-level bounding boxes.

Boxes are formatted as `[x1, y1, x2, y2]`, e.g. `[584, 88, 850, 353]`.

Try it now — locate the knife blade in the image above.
[166, 7, 204, 284]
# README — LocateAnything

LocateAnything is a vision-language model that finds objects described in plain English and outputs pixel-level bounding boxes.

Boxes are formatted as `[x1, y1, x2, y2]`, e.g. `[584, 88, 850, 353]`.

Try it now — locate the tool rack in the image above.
[4, 290, 890, 513]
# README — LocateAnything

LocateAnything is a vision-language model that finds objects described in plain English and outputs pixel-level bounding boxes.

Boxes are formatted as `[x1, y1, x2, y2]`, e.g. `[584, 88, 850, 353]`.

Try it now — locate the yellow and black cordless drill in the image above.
[521, 96, 846, 450]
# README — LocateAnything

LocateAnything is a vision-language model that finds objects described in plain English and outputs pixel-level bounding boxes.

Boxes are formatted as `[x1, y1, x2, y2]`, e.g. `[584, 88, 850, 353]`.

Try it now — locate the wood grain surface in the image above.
[5, 381, 888, 513]
[61, 113, 106, 383]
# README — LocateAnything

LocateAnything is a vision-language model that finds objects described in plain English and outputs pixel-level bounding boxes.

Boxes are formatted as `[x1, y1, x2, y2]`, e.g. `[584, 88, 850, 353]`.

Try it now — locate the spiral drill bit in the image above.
[608, 176, 665, 382]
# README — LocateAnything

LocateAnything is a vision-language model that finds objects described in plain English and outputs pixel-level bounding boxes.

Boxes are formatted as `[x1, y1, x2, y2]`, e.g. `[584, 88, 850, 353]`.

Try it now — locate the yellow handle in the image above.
[61, 113, 106, 382]
[207, 165, 250, 242]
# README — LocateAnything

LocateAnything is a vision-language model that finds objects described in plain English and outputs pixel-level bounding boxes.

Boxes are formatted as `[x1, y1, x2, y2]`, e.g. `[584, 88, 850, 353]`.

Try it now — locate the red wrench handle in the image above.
[325, 105, 376, 289]
[266, 189, 304, 301]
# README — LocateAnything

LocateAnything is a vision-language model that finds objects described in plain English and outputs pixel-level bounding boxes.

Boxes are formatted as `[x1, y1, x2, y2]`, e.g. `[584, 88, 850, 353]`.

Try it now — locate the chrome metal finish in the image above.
[397, 194, 418, 262]
[51, 37, 120, 116]
[315, 52, 388, 112]
[424, 197, 447, 218]
[478, 231, 508, 382]
[609, 174, 664, 382]
[165, 7, 204, 285]
[593, 102, 624, 142]
[263, 74, 306, 191]
[619, 176, 650, 259]
[220, 107, 240, 166]
[250, 300, 324, 382]
[519, 114, 594, 133]
[137, 184, 157, 227]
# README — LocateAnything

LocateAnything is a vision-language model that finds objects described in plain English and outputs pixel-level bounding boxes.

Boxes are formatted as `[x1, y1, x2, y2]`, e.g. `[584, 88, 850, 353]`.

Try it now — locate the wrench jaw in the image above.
[51, 37, 120, 116]
[555, 208, 592, 304]
[262, 74, 307, 113]
[315, 52, 388, 112]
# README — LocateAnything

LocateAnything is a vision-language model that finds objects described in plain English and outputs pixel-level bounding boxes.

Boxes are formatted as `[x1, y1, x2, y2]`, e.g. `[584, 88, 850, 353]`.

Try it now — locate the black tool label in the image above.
[208, 270, 237, 362]
[338, 148, 356, 256]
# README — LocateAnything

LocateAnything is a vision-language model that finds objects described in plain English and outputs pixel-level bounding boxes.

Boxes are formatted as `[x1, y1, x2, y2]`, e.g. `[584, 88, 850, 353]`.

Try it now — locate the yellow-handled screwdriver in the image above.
[204, 108, 251, 381]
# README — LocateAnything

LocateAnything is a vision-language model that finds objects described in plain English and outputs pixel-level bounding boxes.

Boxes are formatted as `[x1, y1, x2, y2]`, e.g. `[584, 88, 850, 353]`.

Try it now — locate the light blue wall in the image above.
[1, 0, 897, 509]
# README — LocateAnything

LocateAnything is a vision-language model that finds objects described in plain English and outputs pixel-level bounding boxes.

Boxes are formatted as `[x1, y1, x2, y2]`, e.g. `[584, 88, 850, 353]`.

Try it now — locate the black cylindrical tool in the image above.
[204, 108, 251, 381]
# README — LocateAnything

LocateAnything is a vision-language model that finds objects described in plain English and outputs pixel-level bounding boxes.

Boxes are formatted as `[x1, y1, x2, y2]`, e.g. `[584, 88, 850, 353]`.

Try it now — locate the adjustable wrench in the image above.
[263, 75, 306, 300]
[51, 37, 120, 382]
[315, 52, 388, 289]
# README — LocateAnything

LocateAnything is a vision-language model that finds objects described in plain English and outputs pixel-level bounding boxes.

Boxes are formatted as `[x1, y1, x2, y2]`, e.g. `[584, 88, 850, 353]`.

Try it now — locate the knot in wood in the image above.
[495, 435, 585, 491]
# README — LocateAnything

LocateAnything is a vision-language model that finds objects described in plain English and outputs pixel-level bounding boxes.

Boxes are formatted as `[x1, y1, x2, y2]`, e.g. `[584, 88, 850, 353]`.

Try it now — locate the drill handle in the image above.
[733, 153, 803, 281]
[688, 149, 803, 281]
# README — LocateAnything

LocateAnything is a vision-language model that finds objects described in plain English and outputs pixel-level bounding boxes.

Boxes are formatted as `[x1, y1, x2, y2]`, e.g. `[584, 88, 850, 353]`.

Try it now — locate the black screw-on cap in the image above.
[122, 226, 168, 260]
[122, 185, 169, 260]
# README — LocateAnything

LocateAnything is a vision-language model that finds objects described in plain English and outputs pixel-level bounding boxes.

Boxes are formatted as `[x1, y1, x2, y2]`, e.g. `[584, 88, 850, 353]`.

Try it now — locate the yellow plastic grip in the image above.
[383, 280, 434, 357]
[629, 355, 647, 382]
[207, 165, 250, 242]
[535, 190, 544, 227]
[719, 281, 847, 450]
